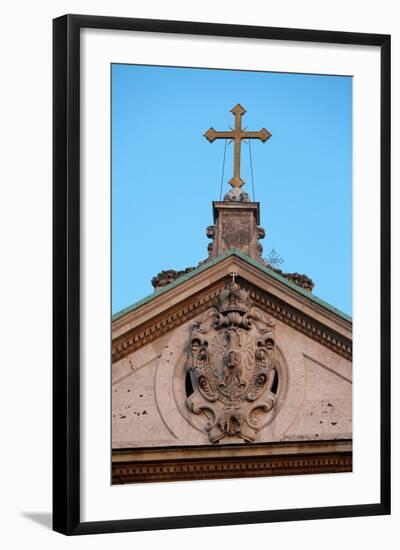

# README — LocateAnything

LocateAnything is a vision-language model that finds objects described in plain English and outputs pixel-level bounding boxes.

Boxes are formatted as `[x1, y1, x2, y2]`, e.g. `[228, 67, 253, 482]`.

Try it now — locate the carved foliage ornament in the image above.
[186, 276, 281, 443]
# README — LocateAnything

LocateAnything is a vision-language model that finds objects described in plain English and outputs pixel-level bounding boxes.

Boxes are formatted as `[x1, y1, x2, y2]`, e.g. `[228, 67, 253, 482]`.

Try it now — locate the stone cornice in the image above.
[112, 282, 223, 361]
[246, 282, 352, 359]
[113, 251, 351, 326]
[112, 440, 352, 484]
[112, 255, 352, 362]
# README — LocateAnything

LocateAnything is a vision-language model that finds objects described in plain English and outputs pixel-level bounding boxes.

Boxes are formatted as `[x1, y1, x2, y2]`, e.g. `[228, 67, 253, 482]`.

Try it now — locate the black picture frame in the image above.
[53, 14, 391, 535]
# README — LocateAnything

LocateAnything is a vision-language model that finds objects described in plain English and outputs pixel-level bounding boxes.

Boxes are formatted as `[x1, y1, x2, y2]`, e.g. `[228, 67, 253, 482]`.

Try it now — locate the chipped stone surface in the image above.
[112, 307, 352, 449]
[112, 343, 176, 447]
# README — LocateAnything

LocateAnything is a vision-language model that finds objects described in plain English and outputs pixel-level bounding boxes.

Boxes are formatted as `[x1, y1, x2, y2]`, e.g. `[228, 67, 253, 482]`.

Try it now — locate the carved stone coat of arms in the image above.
[186, 278, 283, 443]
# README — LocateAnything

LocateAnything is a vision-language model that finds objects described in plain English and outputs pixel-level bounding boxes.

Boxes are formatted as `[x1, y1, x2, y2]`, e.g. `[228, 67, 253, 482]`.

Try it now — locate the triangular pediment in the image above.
[112, 250, 352, 363]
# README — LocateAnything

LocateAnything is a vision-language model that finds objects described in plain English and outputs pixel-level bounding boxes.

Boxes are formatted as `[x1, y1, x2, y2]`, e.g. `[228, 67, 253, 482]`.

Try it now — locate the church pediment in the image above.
[112, 249, 352, 463]
[112, 250, 351, 364]
[111, 102, 353, 483]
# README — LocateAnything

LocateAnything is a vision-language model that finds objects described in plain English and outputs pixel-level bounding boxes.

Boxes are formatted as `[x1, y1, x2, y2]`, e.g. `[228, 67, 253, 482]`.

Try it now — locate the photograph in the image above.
[110, 63, 353, 484]
[0, 0, 394, 543]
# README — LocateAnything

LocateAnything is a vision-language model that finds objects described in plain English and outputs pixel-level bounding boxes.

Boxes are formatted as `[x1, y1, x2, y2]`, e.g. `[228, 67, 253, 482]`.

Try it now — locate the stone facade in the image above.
[112, 290, 351, 449]
[112, 252, 352, 483]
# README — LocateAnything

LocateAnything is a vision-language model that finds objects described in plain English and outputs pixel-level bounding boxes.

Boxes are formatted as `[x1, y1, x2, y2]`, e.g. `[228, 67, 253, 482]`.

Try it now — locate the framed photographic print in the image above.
[53, 14, 390, 535]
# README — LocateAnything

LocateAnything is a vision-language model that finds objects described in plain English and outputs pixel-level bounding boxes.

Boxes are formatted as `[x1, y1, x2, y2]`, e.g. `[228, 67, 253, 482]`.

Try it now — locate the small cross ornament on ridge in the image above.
[230, 271, 238, 284]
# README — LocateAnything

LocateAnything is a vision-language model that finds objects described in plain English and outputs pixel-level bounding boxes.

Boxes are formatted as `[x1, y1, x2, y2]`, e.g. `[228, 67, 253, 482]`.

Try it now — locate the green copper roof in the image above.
[112, 249, 352, 323]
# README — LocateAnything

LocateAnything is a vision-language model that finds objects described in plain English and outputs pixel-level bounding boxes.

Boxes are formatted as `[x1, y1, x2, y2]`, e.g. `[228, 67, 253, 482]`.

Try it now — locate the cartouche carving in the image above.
[186, 275, 281, 443]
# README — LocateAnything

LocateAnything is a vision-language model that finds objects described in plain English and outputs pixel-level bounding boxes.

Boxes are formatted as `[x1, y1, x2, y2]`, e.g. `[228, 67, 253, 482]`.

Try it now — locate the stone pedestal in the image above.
[207, 201, 265, 260]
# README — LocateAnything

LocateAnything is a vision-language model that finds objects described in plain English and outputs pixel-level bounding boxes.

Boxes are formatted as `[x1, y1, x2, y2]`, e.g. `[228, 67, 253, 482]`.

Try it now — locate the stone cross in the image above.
[230, 271, 238, 284]
[204, 104, 271, 188]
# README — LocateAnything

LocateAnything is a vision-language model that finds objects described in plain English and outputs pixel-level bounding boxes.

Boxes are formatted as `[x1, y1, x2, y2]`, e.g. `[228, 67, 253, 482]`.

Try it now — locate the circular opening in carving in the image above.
[185, 370, 194, 397]
[270, 369, 279, 395]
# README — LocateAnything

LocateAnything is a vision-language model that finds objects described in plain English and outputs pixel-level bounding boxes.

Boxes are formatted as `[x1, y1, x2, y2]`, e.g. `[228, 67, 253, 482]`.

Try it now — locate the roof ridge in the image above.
[112, 249, 352, 323]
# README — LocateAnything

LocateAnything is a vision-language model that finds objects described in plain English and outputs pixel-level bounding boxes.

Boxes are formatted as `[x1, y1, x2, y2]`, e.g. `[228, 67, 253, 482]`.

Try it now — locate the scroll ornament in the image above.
[186, 277, 281, 443]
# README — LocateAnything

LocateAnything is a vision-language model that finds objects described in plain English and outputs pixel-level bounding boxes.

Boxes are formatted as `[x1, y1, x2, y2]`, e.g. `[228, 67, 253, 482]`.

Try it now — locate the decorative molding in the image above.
[246, 283, 352, 359]
[112, 450, 352, 484]
[151, 267, 196, 290]
[267, 267, 314, 292]
[112, 277, 352, 363]
[112, 286, 222, 361]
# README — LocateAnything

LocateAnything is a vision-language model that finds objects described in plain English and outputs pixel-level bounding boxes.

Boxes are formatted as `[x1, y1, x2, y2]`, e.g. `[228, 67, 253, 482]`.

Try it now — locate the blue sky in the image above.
[112, 64, 352, 316]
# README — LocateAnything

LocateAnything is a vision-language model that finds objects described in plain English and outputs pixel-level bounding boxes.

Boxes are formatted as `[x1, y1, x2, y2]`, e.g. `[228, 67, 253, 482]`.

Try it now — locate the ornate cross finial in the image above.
[266, 248, 284, 269]
[230, 271, 238, 284]
[204, 104, 271, 189]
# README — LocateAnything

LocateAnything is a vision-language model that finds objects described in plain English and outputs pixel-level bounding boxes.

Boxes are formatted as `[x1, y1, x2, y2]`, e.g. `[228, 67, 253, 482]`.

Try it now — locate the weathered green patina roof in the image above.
[112, 249, 352, 323]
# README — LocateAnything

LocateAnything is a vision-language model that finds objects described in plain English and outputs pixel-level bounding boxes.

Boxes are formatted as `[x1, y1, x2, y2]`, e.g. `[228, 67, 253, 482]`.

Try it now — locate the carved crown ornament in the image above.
[185, 274, 285, 443]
